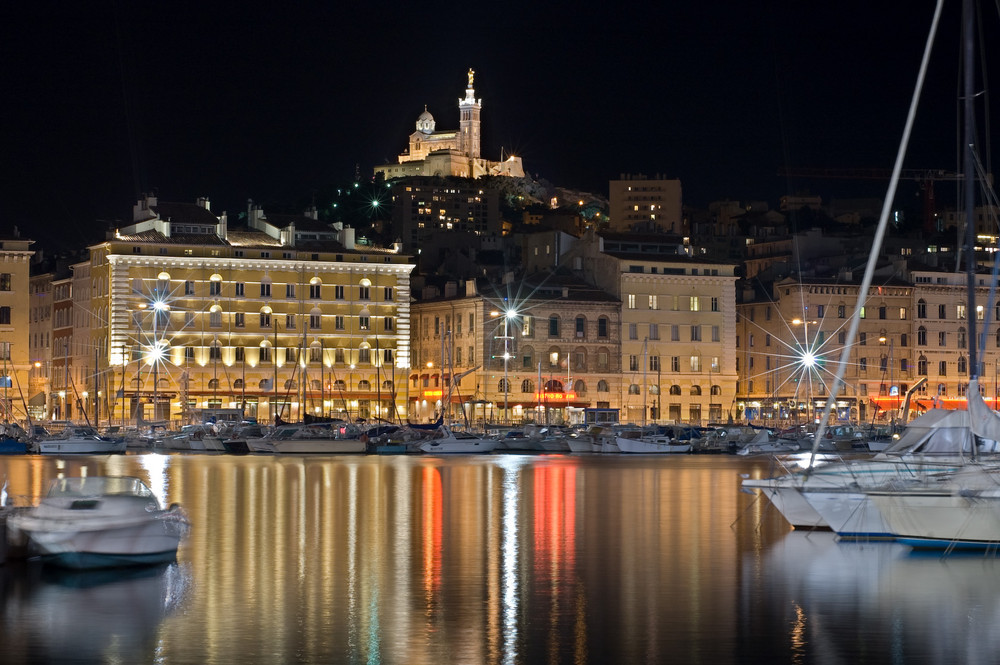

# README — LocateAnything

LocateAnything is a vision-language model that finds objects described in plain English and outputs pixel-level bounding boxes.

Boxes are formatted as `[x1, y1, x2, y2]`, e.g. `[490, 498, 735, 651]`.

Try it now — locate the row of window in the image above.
[746, 301, 998, 323]
[140, 309, 394, 332]
[135, 346, 394, 365]
[741, 354, 973, 376]
[627, 355, 721, 373]
[418, 314, 616, 340]
[169, 281, 393, 301]
[203, 378, 393, 391]
[626, 295, 721, 312]
[627, 323, 721, 342]
[739, 326, 1000, 349]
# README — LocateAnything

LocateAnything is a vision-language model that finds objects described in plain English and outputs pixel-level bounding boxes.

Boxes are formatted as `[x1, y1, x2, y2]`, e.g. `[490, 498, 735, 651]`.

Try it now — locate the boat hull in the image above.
[615, 436, 691, 454]
[872, 489, 1000, 549]
[801, 490, 894, 539]
[11, 502, 187, 569]
[38, 440, 127, 455]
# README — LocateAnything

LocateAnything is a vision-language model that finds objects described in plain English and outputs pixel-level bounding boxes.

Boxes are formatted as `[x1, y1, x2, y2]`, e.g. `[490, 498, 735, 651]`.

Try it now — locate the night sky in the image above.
[1, 1, 991, 249]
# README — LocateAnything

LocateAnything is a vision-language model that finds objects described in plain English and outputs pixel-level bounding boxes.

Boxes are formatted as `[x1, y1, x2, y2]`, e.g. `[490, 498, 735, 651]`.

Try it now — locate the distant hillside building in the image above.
[388, 176, 500, 258]
[608, 174, 683, 232]
[375, 70, 525, 181]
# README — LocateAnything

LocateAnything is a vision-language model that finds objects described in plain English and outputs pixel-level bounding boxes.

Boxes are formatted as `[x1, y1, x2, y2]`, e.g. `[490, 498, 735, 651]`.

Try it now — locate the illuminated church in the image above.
[375, 70, 525, 180]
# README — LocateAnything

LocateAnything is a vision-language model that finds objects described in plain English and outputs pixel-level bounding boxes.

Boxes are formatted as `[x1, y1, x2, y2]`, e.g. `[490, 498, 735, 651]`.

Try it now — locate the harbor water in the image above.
[0, 452, 995, 664]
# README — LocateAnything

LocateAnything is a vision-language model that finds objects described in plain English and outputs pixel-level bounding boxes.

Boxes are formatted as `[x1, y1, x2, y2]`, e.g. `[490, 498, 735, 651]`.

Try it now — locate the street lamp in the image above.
[493, 309, 517, 425]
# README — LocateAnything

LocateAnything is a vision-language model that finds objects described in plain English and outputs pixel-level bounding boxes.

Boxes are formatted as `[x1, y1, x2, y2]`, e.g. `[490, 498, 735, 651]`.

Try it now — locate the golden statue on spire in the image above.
[467, 68, 475, 88]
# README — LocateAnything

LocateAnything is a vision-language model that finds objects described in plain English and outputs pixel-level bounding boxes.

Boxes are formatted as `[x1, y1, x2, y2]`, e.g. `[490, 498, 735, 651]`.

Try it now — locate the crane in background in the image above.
[777, 167, 965, 231]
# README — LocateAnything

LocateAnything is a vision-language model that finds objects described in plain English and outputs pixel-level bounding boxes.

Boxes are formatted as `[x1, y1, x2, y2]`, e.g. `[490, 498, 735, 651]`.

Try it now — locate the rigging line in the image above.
[976, 0, 992, 180]
[809, 0, 945, 471]
[970, 146, 1000, 362]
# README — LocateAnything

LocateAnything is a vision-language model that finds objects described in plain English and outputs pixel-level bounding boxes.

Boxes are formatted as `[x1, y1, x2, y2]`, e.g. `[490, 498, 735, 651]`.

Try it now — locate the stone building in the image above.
[75, 194, 415, 426]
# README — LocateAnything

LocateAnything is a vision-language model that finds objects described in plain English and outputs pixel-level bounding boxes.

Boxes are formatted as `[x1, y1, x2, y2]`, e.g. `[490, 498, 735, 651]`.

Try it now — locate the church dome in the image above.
[416, 106, 435, 134]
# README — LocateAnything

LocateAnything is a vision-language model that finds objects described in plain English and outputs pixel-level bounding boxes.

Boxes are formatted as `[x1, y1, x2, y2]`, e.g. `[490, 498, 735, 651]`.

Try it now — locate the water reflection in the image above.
[0, 561, 188, 662]
[748, 530, 1000, 663]
[11, 453, 980, 664]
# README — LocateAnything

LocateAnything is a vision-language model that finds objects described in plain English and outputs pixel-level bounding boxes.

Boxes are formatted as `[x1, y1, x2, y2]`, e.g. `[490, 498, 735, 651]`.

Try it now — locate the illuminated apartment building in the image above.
[409, 273, 621, 425]
[736, 275, 913, 425]
[0, 235, 34, 422]
[88, 194, 415, 426]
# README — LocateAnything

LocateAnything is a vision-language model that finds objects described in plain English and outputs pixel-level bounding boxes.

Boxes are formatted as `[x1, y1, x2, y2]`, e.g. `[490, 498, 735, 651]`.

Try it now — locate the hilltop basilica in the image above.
[375, 70, 525, 180]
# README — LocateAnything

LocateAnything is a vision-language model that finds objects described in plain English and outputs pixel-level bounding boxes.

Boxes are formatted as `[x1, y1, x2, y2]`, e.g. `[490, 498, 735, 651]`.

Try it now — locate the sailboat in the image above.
[743, 0, 999, 538]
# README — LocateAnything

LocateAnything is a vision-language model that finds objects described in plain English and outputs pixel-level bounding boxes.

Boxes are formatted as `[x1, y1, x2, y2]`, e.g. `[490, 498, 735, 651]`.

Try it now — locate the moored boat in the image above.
[418, 425, 497, 453]
[8, 476, 189, 569]
[37, 426, 127, 455]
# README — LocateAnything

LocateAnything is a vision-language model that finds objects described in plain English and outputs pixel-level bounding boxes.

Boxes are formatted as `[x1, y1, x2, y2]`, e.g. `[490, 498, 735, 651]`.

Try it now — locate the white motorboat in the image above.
[615, 429, 691, 454]
[567, 426, 615, 453]
[418, 425, 498, 453]
[736, 439, 800, 456]
[743, 408, 982, 532]
[8, 476, 189, 569]
[37, 426, 127, 455]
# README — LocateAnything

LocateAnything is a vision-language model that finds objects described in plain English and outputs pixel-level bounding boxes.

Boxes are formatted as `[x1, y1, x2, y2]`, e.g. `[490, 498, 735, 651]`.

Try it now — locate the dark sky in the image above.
[1, 1, 991, 248]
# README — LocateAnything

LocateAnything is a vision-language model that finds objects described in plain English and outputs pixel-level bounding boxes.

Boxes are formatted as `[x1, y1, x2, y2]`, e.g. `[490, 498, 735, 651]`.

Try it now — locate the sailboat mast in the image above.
[642, 337, 647, 428]
[963, 0, 977, 382]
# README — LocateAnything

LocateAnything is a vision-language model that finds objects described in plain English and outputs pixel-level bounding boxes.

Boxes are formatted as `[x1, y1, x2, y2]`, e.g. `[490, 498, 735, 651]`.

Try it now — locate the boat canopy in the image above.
[877, 409, 975, 456]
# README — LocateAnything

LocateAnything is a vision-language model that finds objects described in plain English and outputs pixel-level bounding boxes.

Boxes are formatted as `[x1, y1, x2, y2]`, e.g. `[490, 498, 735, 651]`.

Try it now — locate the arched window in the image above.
[156, 271, 171, 296]
[311, 380, 322, 390]
[233, 379, 244, 389]
[958, 356, 968, 374]
[918, 356, 928, 375]
[521, 379, 534, 393]
[574, 379, 586, 395]
[628, 384, 640, 395]
[917, 326, 927, 346]
[358, 380, 371, 391]
[690, 385, 702, 396]
[917, 299, 927, 318]
[958, 327, 967, 348]
[284, 379, 297, 390]
[333, 380, 346, 391]
[309, 276, 322, 299]
[649, 385, 660, 395]
[597, 380, 609, 392]
[597, 316, 610, 338]
[711, 385, 722, 396]
[669, 385, 681, 395]
[499, 378, 510, 393]
[382, 380, 394, 391]
[208, 378, 220, 389]
[548, 315, 560, 338]
[258, 378, 271, 390]
[544, 379, 564, 392]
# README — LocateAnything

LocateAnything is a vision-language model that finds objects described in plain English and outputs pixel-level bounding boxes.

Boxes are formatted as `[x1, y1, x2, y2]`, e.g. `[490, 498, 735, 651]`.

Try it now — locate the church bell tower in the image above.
[458, 68, 481, 160]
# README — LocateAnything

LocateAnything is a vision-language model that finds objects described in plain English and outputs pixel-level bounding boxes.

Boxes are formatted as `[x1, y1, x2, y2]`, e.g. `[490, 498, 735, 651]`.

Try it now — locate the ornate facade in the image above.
[83, 194, 415, 426]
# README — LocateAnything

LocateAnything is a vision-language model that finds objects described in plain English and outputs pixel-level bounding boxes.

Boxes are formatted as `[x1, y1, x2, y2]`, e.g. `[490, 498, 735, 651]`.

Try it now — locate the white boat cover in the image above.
[966, 378, 1000, 442]
[877, 408, 975, 456]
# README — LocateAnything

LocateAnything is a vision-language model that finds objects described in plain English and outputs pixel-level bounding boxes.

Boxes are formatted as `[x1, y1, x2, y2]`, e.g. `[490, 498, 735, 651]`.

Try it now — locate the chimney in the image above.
[444, 282, 457, 297]
[465, 279, 477, 296]
[197, 197, 211, 210]
[341, 227, 356, 250]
